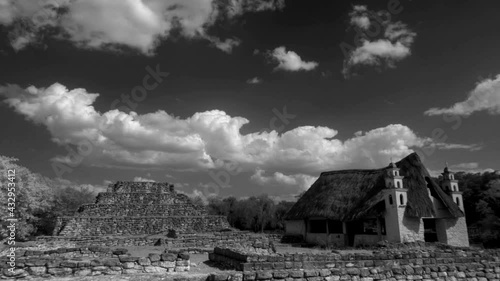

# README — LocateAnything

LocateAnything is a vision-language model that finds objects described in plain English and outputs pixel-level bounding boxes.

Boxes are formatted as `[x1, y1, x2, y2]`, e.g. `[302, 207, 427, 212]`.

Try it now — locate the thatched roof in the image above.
[285, 153, 464, 221]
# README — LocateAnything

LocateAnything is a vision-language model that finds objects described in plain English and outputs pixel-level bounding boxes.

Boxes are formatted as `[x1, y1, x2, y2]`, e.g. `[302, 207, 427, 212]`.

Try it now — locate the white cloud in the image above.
[1, 82, 477, 179]
[343, 6, 416, 76]
[133, 176, 155, 182]
[204, 36, 241, 53]
[349, 5, 370, 30]
[269, 46, 318, 72]
[424, 75, 500, 117]
[347, 40, 411, 66]
[225, 0, 285, 18]
[246, 77, 262, 84]
[427, 142, 483, 152]
[0, 0, 283, 54]
[177, 188, 209, 204]
[251, 169, 316, 190]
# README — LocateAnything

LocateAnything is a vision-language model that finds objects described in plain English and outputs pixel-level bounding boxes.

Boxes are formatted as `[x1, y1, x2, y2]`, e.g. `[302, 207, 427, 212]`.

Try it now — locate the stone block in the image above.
[176, 260, 190, 267]
[304, 270, 319, 277]
[119, 256, 140, 262]
[175, 266, 190, 272]
[103, 258, 121, 267]
[74, 269, 92, 276]
[138, 257, 152, 266]
[48, 267, 73, 276]
[256, 271, 273, 280]
[244, 272, 256, 281]
[123, 268, 141, 274]
[161, 253, 177, 262]
[27, 266, 46, 275]
[273, 271, 290, 279]
[148, 253, 161, 262]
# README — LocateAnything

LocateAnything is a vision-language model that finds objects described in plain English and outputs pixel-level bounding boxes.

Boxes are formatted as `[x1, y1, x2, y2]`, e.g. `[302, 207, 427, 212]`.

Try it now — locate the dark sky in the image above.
[0, 0, 498, 200]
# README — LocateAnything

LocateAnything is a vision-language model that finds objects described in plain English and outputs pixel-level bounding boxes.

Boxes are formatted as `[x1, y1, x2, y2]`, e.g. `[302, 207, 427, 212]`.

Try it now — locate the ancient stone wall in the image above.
[209, 247, 500, 281]
[56, 216, 230, 236]
[37, 232, 283, 251]
[1, 247, 190, 279]
[75, 203, 205, 217]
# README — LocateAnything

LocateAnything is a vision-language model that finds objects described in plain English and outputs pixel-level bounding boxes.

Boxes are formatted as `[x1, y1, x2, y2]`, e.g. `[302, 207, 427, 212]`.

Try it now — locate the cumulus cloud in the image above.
[246, 77, 262, 84]
[251, 169, 316, 190]
[269, 46, 318, 72]
[343, 6, 416, 76]
[0, 0, 284, 54]
[424, 75, 500, 116]
[177, 188, 209, 204]
[133, 176, 155, 182]
[0, 82, 478, 179]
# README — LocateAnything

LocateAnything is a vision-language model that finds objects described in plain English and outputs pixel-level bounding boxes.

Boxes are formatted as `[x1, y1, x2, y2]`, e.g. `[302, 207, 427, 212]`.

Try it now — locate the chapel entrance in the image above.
[423, 219, 438, 242]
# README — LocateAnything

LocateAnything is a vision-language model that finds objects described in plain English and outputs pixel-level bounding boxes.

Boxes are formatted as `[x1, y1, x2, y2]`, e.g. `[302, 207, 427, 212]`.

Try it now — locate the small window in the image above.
[389, 195, 393, 205]
[328, 220, 343, 234]
[400, 194, 404, 205]
[309, 220, 327, 233]
[397, 181, 401, 188]
[456, 197, 460, 206]
[362, 219, 378, 234]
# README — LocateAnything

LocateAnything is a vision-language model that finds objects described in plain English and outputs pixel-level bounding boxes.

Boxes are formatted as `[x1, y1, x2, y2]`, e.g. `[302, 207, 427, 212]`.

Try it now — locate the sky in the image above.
[0, 0, 499, 201]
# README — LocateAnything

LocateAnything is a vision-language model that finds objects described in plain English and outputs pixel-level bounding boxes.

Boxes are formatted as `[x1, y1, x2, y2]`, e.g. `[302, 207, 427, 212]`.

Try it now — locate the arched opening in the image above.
[389, 195, 393, 205]
[400, 194, 404, 205]
[456, 197, 460, 206]
[395, 171, 398, 176]
[397, 181, 401, 188]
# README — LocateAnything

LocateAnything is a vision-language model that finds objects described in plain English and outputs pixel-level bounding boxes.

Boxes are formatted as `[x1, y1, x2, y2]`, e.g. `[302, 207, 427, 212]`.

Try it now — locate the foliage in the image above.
[0, 156, 97, 240]
[207, 194, 295, 232]
[35, 186, 96, 236]
[455, 171, 500, 247]
[0, 156, 56, 240]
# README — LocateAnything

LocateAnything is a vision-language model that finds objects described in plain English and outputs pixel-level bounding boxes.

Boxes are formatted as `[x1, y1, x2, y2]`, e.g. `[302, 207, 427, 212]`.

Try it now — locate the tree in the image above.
[0, 156, 55, 240]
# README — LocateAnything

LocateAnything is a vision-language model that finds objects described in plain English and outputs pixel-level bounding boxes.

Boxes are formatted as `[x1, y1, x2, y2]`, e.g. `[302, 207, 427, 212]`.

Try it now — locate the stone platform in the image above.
[53, 181, 231, 236]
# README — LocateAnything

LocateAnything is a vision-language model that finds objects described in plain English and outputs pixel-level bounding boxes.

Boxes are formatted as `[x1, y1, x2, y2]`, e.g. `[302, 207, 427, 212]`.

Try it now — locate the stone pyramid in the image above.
[54, 181, 230, 236]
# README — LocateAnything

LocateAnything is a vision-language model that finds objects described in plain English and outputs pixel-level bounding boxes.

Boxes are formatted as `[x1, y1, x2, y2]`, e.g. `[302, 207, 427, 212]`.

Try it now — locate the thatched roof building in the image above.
[284, 153, 469, 247]
[285, 152, 463, 221]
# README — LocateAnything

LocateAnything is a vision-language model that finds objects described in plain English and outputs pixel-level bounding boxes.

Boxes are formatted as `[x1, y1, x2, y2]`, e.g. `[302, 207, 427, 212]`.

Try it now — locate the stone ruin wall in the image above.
[1, 247, 190, 279]
[209, 246, 500, 281]
[37, 232, 283, 250]
[54, 181, 230, 236]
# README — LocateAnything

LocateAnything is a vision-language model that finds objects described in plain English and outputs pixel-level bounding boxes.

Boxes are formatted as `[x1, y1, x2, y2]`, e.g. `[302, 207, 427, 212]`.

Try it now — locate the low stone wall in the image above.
[75, 203, 206, 217]
[37, 231, 282, 251]
[1, 247, 190, 279]
[55, 215, 231, 236]
[209, 247, 500, 280]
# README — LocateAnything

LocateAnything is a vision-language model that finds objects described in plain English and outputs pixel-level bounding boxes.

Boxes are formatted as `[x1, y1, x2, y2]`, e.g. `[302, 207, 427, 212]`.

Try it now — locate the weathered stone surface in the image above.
[54, 181, 231, 236]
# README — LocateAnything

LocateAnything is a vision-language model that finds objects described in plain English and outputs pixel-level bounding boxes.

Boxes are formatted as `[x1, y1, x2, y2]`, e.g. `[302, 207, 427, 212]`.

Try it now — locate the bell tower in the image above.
[383, 160, 409, 242]
[441, 164, 464, 212]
